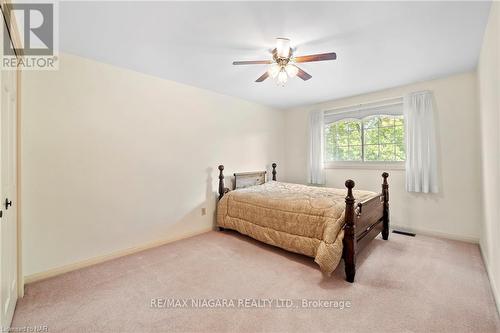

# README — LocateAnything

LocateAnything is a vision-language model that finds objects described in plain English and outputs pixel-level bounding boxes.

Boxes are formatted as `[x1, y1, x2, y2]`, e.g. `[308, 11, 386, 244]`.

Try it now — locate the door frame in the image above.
[0, 0, 24, 298]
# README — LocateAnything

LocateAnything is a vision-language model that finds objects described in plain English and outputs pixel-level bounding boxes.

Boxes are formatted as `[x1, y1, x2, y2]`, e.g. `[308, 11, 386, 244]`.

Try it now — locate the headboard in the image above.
[218, 163, 277, 199]
[234, 171, 266, 189]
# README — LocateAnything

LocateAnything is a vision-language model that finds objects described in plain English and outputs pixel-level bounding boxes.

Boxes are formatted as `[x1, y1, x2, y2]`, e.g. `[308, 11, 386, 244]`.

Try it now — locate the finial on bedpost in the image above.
[345, 179, 355, 199]
[272, 163, 277, 181]
[343, 179, 356, 283]
[218, 165, 225, 200]
[382, 172, 390, 240]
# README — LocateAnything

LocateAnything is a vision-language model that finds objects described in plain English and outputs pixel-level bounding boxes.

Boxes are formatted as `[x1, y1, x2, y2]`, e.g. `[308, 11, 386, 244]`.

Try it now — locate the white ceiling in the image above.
[60, 1, 491, 109]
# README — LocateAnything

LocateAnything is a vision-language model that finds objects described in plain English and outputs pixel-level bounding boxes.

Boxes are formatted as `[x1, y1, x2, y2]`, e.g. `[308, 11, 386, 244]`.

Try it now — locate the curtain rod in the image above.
[324, 96, 404, 115]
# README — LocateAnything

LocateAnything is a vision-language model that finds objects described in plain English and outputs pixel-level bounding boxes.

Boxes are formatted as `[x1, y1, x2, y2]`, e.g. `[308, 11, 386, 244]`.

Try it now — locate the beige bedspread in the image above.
[216, 181, 377, 275]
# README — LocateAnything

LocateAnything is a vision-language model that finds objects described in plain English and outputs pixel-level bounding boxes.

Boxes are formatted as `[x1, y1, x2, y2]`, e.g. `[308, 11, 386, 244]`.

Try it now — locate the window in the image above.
[324, 100, 405, 164]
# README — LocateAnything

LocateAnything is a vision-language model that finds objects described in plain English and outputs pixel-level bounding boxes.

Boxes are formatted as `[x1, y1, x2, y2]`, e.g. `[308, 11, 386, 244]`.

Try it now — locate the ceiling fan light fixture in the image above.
[276, 38, 291, 58]
[285, 64, 299, 77]
[233, 37, 336, 85]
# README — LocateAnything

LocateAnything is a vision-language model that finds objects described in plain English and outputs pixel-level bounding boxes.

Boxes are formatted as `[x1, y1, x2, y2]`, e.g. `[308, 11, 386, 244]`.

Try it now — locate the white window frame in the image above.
[323, 98, 405, 170]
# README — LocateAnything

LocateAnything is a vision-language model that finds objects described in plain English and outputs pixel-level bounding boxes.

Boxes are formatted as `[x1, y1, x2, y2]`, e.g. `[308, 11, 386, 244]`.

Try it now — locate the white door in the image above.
[0, 14, 18, 328]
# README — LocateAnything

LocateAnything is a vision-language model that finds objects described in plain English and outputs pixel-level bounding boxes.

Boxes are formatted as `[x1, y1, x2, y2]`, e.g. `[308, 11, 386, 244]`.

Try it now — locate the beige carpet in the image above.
[12, 231, 500, 332]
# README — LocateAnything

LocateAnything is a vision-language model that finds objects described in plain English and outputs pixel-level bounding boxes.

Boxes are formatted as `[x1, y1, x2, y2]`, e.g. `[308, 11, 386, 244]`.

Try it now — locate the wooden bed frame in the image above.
[217, 163, 390, 283]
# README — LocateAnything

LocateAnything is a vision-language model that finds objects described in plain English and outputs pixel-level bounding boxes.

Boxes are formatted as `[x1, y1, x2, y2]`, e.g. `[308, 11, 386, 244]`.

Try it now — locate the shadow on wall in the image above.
[151, 166, 220, 240]
[173, 163, 278, 238]
[207, 166, 217, 228]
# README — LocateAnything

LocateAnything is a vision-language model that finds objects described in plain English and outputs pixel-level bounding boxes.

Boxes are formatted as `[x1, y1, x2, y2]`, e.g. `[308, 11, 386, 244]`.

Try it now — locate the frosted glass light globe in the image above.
[267, 63, 281, 78]
[277, 69, 288, 86]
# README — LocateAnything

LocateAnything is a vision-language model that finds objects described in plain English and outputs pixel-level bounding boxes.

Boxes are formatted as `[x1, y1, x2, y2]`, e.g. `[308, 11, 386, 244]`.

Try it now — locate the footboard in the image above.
[342, 173, 389, 283]
[355, 195, 384, 252]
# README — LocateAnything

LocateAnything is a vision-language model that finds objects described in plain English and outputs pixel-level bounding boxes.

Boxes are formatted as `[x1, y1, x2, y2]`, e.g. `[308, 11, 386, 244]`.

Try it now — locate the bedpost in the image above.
[272, 163, 277, 181]
[382, 172, 390, 240]
[343, 179, 356, 283]
[218, 165, 225, 200]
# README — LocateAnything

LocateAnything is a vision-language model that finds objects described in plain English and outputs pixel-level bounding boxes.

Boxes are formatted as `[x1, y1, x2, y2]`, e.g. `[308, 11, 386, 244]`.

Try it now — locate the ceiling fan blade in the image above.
[294, 52, 337, 63]
[296, 67, 312, 81]
[233, 60, 272, 65]
[255, 72, 269, 82]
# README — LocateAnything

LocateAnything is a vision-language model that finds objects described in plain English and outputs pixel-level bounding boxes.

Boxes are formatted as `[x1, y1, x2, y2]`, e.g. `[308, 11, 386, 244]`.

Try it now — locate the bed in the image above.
[216, 163, 390, 282]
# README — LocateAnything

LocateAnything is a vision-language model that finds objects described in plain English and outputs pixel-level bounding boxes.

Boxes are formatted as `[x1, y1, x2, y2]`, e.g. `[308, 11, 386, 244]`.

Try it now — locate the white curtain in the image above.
[308, 110, 326, 185]
[404, 91, 439, 193]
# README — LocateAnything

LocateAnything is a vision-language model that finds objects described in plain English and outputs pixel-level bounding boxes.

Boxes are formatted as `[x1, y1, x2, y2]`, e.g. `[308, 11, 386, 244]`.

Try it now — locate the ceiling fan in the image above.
[232, 37, 337, 86]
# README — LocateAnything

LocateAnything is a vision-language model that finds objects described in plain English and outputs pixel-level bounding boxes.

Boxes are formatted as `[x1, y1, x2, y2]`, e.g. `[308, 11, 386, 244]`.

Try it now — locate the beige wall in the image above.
[284, 72, 482, 242]
[478, 1, 500, 309]
[21, 53, 285, 277]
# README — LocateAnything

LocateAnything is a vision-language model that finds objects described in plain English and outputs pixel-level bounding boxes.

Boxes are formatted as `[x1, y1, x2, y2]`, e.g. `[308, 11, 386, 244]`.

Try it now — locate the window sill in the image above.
[324, 161, 405, 170]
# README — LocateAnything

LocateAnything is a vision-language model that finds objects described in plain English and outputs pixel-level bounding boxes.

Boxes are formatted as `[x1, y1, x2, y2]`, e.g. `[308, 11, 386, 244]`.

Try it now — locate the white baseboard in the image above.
[479, 243, 500, 316]
[24, 227, 214, 285]
[391, 225, 479, 244]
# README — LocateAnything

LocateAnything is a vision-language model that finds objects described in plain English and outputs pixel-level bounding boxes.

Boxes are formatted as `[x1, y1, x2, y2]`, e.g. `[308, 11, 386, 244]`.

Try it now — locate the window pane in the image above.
[394, 125, 404, 145]
[379, 115, 394, 127]
[394, 116, 404, 127]
[379, 144, 396, 161]
[325, 147, 335, 161]
[348, 121, 361, 132]
[379, 126, 394, 144]
[395, 144, 406, 161]
[364, 116, 380, 129]
[336, 123, 349, 146]
[336, 146, 349, 161]
[325, 151, 334, 161]
[333, 147, 340, 160]
[364, 128, 378, 145]
[349, 145, 362, 161]
[365, 145, 379, 161]
[349, 123, 362, 145]
[336, 121, 347, 133]
[325, 119, 363, 162]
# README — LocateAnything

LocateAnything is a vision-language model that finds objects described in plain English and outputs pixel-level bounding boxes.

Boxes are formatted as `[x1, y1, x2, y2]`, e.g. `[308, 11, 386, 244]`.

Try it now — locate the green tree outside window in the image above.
[325, 115, 405, 162]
